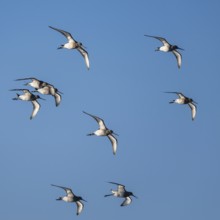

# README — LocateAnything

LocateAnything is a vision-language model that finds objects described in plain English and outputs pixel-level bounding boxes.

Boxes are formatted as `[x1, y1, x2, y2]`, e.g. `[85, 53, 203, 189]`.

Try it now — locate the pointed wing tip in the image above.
[108, 181, 121, 186]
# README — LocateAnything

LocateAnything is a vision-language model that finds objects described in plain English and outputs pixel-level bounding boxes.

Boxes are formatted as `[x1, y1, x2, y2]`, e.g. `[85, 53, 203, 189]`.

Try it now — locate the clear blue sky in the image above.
[1, 0, 220, 219]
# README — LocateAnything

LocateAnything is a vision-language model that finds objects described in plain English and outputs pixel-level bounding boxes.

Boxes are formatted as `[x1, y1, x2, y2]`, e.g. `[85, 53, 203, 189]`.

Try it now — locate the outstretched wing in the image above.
[164, 91, 186, 99]
[77, 47, 90, 70]
[188, 103, 197, 120]
[107, 134, 118, 155]
[172, 50, 182, 68]
[10, 89, 31, 94]
[76, 201, 84, 215]
[49, 26, 75, 42]
[51, 184, 74, 197]
[15, 77, 37, 81]
[30, 100, 40, 120]
[83, 111, 107, 130]
[145, 35, 170, 47]
[54, 92, 62, 107]
[121, 197, 132, 206]
[108, 182, 126, 192]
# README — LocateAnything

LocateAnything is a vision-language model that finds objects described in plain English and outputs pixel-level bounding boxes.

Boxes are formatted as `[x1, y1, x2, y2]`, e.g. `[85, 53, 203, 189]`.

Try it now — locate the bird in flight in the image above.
[165, 92, 197, 120]
[11, 89, 45, 120]
[49, 26, 90, 70]
[105, 182, 137, 206]
[83, 111, 118, 155]
[51, 184, 86, 215]
[145, 35, 184, 68]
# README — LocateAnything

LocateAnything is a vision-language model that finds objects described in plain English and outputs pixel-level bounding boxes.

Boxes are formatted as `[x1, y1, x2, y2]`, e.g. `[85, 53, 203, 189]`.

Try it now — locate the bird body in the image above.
[165, 92, 197, 120]
[11, 89, 44, 119]
[34, 85, 62, 107]
[105, 182, 137, 206]
[83, 111, 118, 155]
[49, 26, 90, 70]
[145, 35, 183, 68]
[51, 184, 86, 215]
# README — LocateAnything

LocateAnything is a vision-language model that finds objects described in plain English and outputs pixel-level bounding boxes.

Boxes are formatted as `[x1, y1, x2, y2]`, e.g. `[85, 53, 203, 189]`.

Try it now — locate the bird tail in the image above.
[104, 193, 113, 197]
[87, 132, 95, 136]
[56, 197, 62, 201]
[169, 100, 175, 104]
[57, 44, 64, 49]
[12, 93, 20, 100]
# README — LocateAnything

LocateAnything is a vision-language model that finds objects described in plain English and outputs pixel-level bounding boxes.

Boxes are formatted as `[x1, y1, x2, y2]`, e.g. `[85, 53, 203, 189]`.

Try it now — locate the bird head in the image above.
[57, 44, 64, 49]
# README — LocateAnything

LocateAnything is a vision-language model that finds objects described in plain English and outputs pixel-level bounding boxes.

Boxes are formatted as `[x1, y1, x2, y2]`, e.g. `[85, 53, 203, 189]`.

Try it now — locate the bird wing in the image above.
[54, 92, 61, 107]
[107, 134, 118, 155]
[51, 184, 74, 197]
[108, 182, 126, 192]
[49, 26, 75, 42]
[164, 92, 185, 99]
[77, 46, 90, 70]
[121, 197, 132, 206]
[15, 77, 36, 81]
[76, 201, 84, 215]
[144, 35, 170, 47]
[188, 102, 197, 120]
[10, 89, 31, 94]
[172, 50, 182, 68]
[177, 92, 186, 99]
[83, 111, 107, 129]
[30, 100, 40, 120]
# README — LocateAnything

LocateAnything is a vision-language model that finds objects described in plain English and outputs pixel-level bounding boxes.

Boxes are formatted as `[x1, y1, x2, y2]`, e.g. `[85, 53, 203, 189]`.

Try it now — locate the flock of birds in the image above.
[9, 25, 198, 216]
[11, 77, 62, 119]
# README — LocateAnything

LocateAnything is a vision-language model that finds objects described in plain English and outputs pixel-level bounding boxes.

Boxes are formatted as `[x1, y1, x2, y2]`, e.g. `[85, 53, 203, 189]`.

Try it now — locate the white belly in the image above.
[160, 45, 169, 52]
[175, 99, 185, 104]
[94, 130, 106, 136]
[62, 197, 73, 202]
[64, 42, 76, 49]
[19, 94, 31, 101]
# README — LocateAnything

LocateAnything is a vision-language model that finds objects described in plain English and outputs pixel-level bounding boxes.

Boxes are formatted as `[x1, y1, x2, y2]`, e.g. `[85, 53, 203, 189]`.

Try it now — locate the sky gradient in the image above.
[1, 1, 220, 220]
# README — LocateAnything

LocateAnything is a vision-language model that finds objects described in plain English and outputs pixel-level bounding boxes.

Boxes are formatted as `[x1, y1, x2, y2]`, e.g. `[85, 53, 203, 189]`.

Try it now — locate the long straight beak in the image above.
[82, 198, 87, 202]
[39, 97, 46, 100]
[113, 132, 119, 136]
[178, 47, 184, 50]
[57, 90, 63, 94]
[132, 195, 138, 199]
[81, 44, 87, 49]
